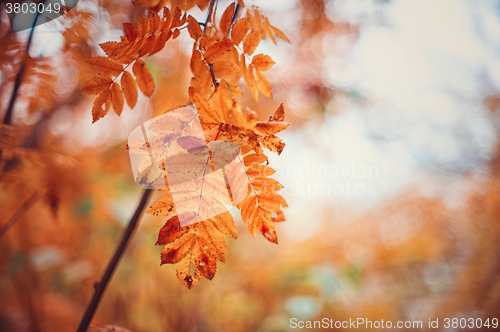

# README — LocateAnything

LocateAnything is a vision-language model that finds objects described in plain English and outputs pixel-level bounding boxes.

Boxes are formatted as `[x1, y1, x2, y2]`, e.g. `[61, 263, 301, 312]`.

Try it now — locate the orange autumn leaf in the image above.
[92, 89, 111, 123]
[255, 70, 272, 98]
[220, 2, 236, 36]
[242, 59, 258, 101]
[212, 60, 239, 79]
[133, 59, 155, 97]
[252, 54, 275, 71]
[110, 82, 124, 115]
[81, 76, 112, 95]
[243, 30, 261, 56]
[270, 25, 291, 43]
[231, 17, 250, 45]
[86, 57, 123, 77]
[120, 71, 138, 109]
[270, 103, 285, 121]
[204, 38, 234, 64]
[187, 16, 203, 41]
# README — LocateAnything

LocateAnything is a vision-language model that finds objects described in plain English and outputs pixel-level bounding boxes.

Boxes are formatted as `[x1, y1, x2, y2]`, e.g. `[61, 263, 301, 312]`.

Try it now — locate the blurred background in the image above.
[2, 0, 500, 331]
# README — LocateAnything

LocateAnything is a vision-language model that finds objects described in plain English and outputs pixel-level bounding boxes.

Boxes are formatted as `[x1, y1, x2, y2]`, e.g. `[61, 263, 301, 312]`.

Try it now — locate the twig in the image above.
[3, 10, 38, 126]
[0, 191, 38, 238]
[76, 189, 152, 332]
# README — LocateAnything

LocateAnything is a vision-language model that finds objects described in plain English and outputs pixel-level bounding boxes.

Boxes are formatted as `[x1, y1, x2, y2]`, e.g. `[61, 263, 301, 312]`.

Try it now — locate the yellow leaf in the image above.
[220, 2, 235, 36]
[251, 54, 275, 71]
[133, 59, 155, 97]
[243, 30, 261, 56]
[81, 76, 112, 95]
[121, 71, 138, 109]
[86, 57, 123, 77]
[231, 17, 249, 45]
[187, 16, 203, 40]
[212, 60, 239, 79]
[110, 82, 124, 115]
[255, 70, 272, 98]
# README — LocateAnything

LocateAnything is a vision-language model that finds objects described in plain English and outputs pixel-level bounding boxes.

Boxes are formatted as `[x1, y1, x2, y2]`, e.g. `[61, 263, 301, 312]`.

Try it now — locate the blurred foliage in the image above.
[1, 0, 500, 331]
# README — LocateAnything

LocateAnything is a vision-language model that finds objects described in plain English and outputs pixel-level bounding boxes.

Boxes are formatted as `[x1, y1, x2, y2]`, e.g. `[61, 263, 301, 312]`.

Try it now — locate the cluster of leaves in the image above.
[82, 0, 290, 288]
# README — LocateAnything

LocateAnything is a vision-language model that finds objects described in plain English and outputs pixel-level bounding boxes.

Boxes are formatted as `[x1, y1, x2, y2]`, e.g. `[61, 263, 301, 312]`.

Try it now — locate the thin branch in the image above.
[76, 188, 152, 332]
[0, 191, 38, 238]
[3, 10, 38, 126]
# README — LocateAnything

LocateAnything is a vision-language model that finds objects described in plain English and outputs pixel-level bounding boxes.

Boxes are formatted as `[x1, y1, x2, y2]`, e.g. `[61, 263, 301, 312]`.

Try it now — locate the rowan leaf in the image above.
[120, 71, 138, 109]
[172, 28, 181, 39]
[244, 61, 259, 101]
[187, 16, 203, 41]
[123, 22, 138, 42]
[149, 10, 161, 34]
[81, 76, 112, 95]
[270, 25, 291, 43]
[243, 30, 261, 56]
[220, 2, 235, 36]
[110, 82, 124, 115]
[212, 60, 239, 79]
[99, 41, 120, 58]
[204, 38, 234, 64]
[86, 57, 123, 77]
[133, 59, 155, 97]
[270, 103, 285, 121]
[231, 18, 250, 46]
[138, 14, 150, 36]
[252, 54, 275, 71]
[92, 90, 111, 123]
[255, 70, 272, 98]
[149, 30, 172, 55]
[255, 121, 289, 136]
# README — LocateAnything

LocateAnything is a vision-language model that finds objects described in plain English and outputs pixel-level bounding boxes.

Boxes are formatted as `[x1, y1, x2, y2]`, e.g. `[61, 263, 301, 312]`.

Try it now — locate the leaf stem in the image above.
[76, 188, 152, 332]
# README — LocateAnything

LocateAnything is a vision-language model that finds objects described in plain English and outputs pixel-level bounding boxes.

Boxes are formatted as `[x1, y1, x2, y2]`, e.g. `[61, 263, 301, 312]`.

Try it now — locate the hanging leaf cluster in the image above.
[82, 0, 290, 288]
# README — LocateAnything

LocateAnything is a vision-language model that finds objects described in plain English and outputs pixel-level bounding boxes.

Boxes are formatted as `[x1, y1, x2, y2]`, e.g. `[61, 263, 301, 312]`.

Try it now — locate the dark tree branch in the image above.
[3, 11, 38, 126]
[76, 189, 153, 332]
